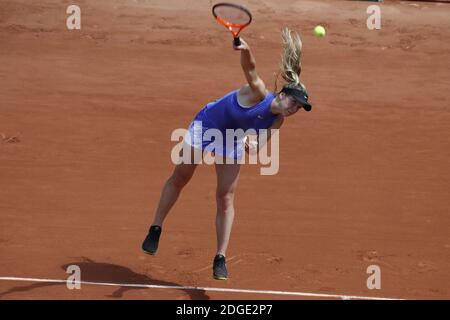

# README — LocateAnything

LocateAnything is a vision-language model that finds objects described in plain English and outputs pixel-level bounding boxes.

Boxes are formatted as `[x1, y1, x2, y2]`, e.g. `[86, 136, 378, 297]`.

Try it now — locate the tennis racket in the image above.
[212, 2, 252, 47]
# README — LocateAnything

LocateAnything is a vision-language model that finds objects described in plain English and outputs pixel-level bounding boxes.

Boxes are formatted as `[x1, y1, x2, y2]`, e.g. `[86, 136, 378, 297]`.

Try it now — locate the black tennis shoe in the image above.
[213, 254, 228, 280]
[142, 225, 162, 255]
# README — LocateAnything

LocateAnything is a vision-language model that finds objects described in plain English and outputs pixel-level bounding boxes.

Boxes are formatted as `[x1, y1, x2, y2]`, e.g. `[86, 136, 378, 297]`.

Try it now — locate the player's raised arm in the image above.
[233, 38, 267, 100]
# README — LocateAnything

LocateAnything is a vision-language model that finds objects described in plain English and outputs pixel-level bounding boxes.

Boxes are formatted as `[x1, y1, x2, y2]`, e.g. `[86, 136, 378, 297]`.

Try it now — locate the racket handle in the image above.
[234, 37, 241, 47]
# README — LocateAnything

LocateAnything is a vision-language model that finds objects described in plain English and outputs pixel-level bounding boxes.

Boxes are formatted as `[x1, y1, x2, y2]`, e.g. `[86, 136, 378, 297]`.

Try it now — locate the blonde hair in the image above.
[274, 27, 304, 92]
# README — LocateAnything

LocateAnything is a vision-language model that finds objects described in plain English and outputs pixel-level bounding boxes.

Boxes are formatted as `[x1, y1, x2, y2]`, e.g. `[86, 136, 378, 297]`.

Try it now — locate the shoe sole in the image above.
[213, 274, 228, 281]
[142, 249, 156, 255]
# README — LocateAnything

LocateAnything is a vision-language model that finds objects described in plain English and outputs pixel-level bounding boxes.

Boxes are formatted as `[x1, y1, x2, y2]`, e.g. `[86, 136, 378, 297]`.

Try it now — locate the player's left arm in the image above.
[245, 115, 284, 154]
[258, 115, 284, 148]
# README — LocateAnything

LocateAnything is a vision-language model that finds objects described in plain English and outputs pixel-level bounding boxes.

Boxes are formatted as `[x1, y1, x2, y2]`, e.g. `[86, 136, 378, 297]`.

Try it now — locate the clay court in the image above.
[1, 0, 449, 300]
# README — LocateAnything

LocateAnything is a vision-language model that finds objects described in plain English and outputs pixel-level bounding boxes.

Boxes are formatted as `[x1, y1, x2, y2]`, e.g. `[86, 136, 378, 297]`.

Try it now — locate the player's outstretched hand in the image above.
[244, 136, 258, 155]
[233, 38, 249, 51]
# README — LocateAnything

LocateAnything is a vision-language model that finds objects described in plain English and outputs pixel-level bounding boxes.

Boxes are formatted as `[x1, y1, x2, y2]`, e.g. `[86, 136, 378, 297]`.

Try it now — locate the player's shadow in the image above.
[0, 257, 209, 299]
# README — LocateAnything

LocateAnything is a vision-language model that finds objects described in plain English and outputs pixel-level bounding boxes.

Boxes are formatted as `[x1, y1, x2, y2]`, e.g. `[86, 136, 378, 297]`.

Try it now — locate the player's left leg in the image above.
[213, 160, 241, 280]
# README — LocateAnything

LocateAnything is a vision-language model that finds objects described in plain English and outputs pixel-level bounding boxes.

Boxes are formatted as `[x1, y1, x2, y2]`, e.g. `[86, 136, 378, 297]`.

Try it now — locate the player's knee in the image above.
[216, 190, 235, 209]
[169, 171, 192, 189]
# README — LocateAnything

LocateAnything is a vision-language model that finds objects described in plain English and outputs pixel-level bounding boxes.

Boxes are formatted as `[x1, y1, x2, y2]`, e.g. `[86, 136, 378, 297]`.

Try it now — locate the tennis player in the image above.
[142, 28, 312, 280]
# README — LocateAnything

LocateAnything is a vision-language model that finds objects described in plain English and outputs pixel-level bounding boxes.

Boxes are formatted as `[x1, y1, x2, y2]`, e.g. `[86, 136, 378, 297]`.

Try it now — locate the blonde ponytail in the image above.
[274, 27, 303, 92]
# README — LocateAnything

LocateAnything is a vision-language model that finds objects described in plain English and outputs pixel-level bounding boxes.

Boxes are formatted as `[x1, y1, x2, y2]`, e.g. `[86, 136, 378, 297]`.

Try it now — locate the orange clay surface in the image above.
[1, 0, 449, 299]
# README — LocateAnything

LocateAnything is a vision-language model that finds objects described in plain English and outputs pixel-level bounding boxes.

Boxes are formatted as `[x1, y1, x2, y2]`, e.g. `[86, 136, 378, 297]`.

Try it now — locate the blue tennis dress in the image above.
[184, 89, 278, 160]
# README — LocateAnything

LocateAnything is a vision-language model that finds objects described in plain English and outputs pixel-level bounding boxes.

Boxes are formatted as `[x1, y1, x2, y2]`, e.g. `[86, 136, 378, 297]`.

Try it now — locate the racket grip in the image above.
[234, 37, 241, 47]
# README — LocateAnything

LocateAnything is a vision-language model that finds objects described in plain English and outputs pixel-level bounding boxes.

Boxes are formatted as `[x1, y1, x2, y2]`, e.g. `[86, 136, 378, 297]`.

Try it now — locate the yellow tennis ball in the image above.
[314, 25, 326, 38]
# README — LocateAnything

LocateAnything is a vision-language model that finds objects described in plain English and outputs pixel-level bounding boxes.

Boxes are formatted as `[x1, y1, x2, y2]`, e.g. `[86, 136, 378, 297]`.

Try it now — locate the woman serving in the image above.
[142, 28, 312, 280]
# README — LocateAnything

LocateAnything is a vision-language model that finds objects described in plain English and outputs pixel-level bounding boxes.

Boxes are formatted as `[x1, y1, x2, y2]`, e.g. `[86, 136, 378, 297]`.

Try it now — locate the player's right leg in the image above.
[142, 145, 200, 255]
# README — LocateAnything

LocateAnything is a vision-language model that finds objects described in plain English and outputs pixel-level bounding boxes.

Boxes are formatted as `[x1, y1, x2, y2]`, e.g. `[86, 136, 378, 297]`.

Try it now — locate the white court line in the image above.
[0, 276, 402, 300]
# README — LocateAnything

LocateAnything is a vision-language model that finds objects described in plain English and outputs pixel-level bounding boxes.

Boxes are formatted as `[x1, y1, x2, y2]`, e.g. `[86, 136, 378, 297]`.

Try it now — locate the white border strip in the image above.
[0, 276, 401, 300]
